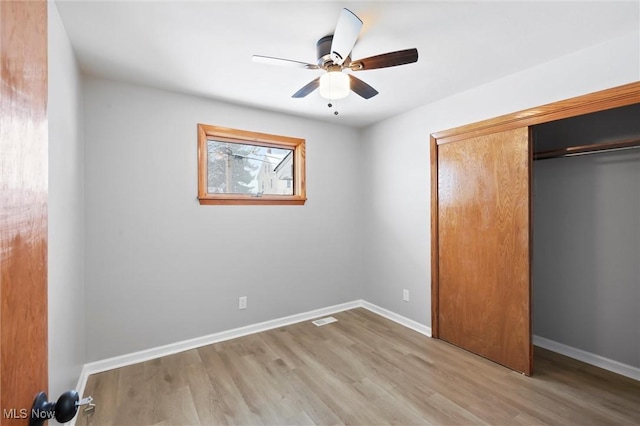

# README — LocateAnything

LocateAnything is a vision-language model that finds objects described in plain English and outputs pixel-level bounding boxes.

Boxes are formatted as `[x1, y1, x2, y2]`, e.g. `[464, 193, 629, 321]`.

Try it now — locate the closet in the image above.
[430, 82, 640, 375]
[532, 103, 639, 372]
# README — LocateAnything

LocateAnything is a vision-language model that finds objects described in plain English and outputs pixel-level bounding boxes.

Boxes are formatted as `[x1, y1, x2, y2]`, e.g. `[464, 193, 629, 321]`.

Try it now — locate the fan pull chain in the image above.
[327, 102, 339, 116]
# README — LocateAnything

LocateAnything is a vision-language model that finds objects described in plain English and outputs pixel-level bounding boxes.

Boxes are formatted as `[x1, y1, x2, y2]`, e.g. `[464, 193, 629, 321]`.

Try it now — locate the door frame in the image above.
[430, 81, 640, 339]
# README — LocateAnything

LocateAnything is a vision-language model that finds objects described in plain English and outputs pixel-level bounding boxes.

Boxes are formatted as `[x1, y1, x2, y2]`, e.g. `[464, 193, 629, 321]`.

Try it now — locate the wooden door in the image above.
[436, 127, 532, 375]
[1, 0, 49, 422]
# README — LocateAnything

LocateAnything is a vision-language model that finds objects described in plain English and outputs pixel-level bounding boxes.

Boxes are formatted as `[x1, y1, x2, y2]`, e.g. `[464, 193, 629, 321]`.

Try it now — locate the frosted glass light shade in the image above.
[319, 71, 350, 100]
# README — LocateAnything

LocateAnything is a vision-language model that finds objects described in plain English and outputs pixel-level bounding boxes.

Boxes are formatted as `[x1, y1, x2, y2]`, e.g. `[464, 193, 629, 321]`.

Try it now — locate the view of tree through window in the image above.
[198, 124, 305, 205]
[207, 140, 294, 195]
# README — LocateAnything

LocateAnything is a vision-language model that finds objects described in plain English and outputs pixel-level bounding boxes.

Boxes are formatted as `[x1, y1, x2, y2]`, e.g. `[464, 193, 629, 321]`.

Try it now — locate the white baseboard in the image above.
[74, 300, 431, 398]
[69, 300, 366, 424]
[360, 300, 432, 337]
[68, 364, 91, 426]
[75, 364, 90, 400]
[73, 303, 639, 423]
[533, 335, 640, 381]
[80, 300, 361, 379]
[70, 300, 431, 426]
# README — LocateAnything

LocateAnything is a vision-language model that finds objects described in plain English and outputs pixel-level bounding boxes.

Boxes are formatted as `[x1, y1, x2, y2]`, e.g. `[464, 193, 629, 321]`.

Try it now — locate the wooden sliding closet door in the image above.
[437, 127, 532, 375]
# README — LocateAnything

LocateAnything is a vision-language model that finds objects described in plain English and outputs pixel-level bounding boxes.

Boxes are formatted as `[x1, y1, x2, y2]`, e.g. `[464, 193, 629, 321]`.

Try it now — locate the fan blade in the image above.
[252, 55, 319, 70]
[292, 78, 320, 98]
[330, 8, 363, 65]
[348, 75, 378, 99]
[350, 48, 418, 71]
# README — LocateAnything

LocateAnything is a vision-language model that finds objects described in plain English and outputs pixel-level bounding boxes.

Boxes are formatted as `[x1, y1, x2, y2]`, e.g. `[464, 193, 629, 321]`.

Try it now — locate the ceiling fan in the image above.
[252, 8, 418, 101]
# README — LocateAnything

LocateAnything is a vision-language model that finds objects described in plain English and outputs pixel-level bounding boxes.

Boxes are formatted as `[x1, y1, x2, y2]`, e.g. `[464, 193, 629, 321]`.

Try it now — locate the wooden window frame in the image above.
[197, 124, 306, 205]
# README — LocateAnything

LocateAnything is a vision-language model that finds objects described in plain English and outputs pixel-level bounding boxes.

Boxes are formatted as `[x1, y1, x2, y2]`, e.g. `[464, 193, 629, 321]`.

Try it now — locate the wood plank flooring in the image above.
[76, 308, 640, 425]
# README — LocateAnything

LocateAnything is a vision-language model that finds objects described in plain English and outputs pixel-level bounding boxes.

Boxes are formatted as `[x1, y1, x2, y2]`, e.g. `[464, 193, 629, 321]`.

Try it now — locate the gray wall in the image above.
[360, 33, 639, 328]
[83, 79, 362, 361]
[533, 150, 640, 367]
[57, 24, 639, 373]
[48, 1, 86, 396]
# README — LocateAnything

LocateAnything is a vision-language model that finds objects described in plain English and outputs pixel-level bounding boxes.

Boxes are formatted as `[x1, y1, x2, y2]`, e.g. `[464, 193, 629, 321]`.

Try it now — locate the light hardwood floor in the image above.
[77, 308, 640, 425]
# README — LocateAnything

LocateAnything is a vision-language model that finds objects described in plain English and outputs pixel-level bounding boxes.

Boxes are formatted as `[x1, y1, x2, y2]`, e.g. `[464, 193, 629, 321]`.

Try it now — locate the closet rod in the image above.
[534, 137, 640, 160]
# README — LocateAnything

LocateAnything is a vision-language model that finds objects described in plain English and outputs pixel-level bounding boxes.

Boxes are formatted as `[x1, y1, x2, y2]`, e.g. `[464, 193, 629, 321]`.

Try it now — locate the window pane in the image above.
[198, 123, 306, 205]
[207, 140, 294, 195]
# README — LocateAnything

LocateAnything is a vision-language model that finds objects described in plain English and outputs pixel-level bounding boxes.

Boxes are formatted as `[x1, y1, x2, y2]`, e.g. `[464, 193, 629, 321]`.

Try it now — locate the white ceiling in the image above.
[55, 1, 639, 128]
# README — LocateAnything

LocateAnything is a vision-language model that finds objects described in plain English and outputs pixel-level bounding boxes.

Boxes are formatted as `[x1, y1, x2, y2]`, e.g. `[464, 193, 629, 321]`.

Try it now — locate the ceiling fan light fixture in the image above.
[255, 8, 418, 102]
[319, 71, 350, 100]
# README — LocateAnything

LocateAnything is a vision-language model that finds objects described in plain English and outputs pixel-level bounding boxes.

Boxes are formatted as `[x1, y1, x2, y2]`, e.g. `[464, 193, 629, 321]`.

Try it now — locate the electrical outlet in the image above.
[239, 296, 247, 310]
[403, 289, 410, 302]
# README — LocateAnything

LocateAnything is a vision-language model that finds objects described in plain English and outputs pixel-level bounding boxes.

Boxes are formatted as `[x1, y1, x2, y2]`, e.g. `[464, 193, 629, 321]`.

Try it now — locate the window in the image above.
[197, 124, 306, 205]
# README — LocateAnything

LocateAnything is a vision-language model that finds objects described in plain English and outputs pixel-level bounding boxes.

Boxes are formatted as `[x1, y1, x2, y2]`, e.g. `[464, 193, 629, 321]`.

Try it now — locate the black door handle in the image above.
[30, 390, 80, 425]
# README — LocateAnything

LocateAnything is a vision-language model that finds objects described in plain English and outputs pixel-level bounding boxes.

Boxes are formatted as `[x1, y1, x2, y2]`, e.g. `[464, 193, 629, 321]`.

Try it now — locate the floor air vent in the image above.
[312, 316, 337, 326]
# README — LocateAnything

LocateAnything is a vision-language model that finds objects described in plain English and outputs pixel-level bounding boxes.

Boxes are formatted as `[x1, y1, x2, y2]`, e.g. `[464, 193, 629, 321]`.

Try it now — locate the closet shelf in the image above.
[534, 137, 640, 160]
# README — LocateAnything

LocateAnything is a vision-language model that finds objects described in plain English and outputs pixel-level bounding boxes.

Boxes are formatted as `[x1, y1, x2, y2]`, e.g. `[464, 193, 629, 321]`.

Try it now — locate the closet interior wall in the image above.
[532, 103, 640, 370]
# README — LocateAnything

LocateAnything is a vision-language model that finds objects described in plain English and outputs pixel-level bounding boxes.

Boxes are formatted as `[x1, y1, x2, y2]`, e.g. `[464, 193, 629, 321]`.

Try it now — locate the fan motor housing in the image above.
[316, 35, 350, 68]
[316, 35, 333, 67]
